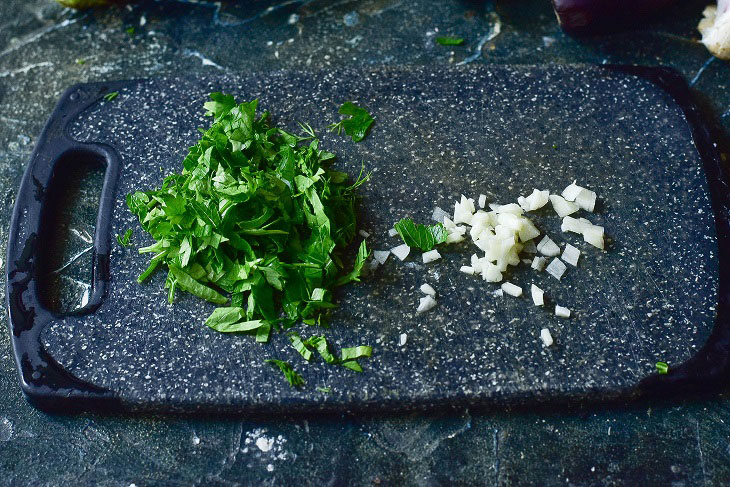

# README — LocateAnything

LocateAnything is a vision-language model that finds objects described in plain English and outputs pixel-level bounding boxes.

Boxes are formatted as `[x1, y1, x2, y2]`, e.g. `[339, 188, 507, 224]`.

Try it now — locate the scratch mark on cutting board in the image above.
[457, 12, 502, 66]
[0, 18, 80, 59]
[182, 49, 225, 70]
[696, 419, 708, 486]
[690, 56, 715, 87]
[0, 62, 54, 78]
[493, 428, 500, 484]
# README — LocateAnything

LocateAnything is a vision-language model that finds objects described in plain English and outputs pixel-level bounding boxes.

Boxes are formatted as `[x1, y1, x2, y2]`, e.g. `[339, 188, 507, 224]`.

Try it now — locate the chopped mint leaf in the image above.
[116, 228, 132, 247]
[266, 359, 305, 387]
[394, 218, 448, 251]
[103, 91, 119, 102]
[656, 361, 669, 374]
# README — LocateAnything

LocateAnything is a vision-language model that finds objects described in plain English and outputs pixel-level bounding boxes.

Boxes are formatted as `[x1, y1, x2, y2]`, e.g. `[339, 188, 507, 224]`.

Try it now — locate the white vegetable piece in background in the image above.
[574, 188, 597, 212]
[698, 1, 730, 60]
[460, 265, 475, 275]
[422, 249, 442, 263]
[561, 216, 587, 234]
[562, 244, 580, 267]
[391, 244, 411, 261]
[453, 195, 476, 225]
[540, 328, 554, 347]
[373, 250, 391, 265]
[478, 194, 487, 209]
[359, 229, 370, 238]
[530, 284, 544, 306]
[399, 333, 408, 346]
[549, 194, 579, 218]
[496, 203, 523, 215]
[546, 257, 567, 280]
[561, 181, 582, 202]
[555, 305, 571, 318]
[388, 228, 398, 237]
[501, 281, 523, 297]
[420, 283, 436, 296]
[417, 295, 437, 313]
[536, 235, 560, 257]
[531, 256, 547, 271]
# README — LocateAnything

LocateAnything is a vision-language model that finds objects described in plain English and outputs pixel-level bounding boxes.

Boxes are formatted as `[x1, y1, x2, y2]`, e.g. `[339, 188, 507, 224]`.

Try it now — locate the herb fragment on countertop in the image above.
[266, 359, 305, 387]
[103, 91, 119, 101]
[316, 387, 332, 394]
[328, 101, 374, 142]
[127, 93, 372, 382]
[116, 229, 132, 247]
[394, 218, 448, 251]
[656, 361, 669, 374]
[436, 36, 465, 46]
[126, 26, 135, 36]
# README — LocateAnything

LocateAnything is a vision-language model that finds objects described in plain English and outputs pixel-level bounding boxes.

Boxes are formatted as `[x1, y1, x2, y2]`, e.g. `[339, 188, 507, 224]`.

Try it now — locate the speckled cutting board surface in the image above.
[20, 65, 723, 412]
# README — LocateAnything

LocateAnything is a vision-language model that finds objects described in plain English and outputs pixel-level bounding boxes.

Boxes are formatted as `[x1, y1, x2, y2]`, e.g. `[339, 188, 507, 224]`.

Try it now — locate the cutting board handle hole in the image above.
[35, 148, 107, 315]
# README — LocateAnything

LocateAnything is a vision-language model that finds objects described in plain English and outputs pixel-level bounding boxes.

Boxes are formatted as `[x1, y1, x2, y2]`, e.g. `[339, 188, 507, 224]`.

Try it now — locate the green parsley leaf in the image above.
[328, 101, 374, 142]
[266, 359, 305, 388]
[103, 91, 119, 102]
[655, 361, 669, 374]
[336, 240, 369, 286]
[436, 36, 464, 46]
[394, 218, 448, 251]
[116, 229, 132, 247]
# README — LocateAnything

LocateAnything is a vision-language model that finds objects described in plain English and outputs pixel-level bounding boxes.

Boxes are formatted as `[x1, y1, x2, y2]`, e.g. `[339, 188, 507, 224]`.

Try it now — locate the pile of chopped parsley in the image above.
[127, 93, 373, 387]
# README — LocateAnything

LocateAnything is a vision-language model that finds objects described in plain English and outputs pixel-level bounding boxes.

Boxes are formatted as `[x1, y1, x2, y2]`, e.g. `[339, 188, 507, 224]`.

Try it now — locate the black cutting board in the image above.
[7, 65, 729, 413]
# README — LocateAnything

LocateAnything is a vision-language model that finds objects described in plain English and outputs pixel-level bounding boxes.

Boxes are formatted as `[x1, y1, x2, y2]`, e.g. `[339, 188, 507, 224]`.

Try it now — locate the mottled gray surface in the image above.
[3, 0, 730, 485]
[37, 66, 717, 411]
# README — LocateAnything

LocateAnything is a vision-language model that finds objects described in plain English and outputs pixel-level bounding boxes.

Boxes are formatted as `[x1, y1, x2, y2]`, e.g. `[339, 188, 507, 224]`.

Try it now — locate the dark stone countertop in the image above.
[2, 0, 730, 484]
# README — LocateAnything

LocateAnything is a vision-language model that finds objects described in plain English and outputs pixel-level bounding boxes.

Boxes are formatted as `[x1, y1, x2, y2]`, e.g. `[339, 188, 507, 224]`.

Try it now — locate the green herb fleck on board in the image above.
[103, 91, 119, 102]
[316, 387, 332, 394]
[328, 101, 374, 142]
[436, 36, 464, 46]
[656, 361, 669, 374]
[266, 359, 305, 388]
[116, 229, 132, 247]
[394, 218, 448, 251]
[76, 58, 86, 65]
[126, 26, 135, 36]
[552, 144, 558, 150]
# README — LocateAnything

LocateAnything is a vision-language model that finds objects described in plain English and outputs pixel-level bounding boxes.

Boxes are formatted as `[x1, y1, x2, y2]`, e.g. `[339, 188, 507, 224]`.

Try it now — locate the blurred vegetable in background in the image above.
[698, 0, 730, 59]
[57, 0, 128, 7]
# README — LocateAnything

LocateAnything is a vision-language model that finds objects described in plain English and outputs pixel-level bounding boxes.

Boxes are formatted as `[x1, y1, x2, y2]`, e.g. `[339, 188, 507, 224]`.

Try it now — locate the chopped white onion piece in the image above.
[561, 216, 587, 234]
[460, 265, 475, 275]
[531, 256, 547, 271]
[373, 250, 390, 265]
[422, 249, 442, 263]
[420, 283, 436, 296]
[399, 333, 407, 346]
[549, 194, 579, 218]
[562, 244, 580, 266]
[417, 295, 437, 313]
[446, 232, 465, 244]
[536, 236, 560, 257]
[501, 281, 523, 297]
[540, 328, 554, 347]
[531, 284, 544, 306]
[583, 227, 605, 249]
[496, 203, 523, 215]
[521, 189, 550, 211]
[478, 194, 487, 208]
[388, 228, 398, 237]
[482, 263, 502, 282]
[555, 305, 571, 318]
[443, 217, 457, 231]
[494, 288, 504, 297]
[358, 229, 370, 238]
[546, 257, 567, 280]
[518, 219, 540, 242]
[391, 244, 411, 261]
[575, 188, 597, 212]
[431, 206, 449, 224]
[561, 181, 582, 202]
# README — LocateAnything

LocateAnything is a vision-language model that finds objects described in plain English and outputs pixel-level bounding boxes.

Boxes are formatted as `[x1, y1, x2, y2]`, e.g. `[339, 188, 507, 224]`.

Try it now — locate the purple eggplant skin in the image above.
[551, 0, 679, 35]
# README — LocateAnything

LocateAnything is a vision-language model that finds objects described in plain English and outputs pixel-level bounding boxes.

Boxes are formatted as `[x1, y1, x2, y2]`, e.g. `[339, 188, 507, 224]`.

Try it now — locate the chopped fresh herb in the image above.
[76, 58, 86, 65]
[552, 144, 558, 150]
[127, 93, 372, 383]
[316, 386, 332, 394]
[116, 228, 132, 247]
[126, 26, 135, 36]
[266, 359, 305, 387]
[289, 332, 314, 362]
[340, 345, 372, 361]
[104, 91, 119, 102]
[394, 218, 448, 251]
[436, 36, 464, 46]
[656, 361, 669, 374]
[328, 102, 374, 143]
